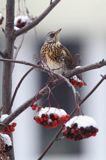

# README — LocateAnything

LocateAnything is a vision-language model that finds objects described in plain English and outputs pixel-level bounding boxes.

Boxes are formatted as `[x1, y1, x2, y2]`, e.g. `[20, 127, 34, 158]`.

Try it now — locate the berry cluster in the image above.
[14, 15, 32, 30]
[0, 133, 12, 152]
[0, 114, 17, 134]
[2, 122, 17, 135]
[70, 75, 86, 88]
[62, 115, 98, 140]
[33, 106, 70, 128]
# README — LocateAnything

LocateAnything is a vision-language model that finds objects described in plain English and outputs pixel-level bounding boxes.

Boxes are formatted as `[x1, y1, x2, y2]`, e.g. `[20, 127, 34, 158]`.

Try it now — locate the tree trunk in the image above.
[2, 0, 15, 159]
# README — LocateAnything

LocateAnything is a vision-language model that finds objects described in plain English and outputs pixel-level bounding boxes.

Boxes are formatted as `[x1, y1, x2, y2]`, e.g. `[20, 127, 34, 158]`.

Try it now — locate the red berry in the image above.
[31, 105, 37, 110]
[54, 114, 59, 120]
[12, 122, 17, 128]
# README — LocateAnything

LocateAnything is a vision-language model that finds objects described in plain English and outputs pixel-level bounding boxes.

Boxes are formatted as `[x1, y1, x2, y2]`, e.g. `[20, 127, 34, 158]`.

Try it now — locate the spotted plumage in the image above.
[40, 29, 76, 74]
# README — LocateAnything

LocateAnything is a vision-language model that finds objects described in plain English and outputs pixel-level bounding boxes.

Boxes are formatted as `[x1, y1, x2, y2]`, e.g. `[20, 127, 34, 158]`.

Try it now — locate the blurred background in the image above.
[0, 0, 106, 159]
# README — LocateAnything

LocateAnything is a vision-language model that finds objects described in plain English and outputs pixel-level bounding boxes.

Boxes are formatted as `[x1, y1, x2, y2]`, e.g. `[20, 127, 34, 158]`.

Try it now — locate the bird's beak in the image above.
[54, 28, 62, 35]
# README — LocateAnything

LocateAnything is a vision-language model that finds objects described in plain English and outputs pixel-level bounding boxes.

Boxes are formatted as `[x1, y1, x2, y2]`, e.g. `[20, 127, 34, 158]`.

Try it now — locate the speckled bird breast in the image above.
[40, 42, 65, 73]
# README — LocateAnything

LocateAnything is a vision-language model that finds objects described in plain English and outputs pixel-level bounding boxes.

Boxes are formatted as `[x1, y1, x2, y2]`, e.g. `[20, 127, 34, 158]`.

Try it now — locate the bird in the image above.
[40, 28, 77, 75]
[40, 28, 86, 87]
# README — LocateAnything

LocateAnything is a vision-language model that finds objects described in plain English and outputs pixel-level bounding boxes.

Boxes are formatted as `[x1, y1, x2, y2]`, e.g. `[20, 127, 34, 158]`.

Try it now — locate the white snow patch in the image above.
[14, 15, 32, 27]
[75, 66, 81, 69]
[14, 26, 20, 30]
[65, 115, 97, 128]
[0, 133, 12, 146]
[0, 114, 8, 122]
[0, 13, 3, 19]
[72, 75, 82, 82]
[36, 107, 67, 117]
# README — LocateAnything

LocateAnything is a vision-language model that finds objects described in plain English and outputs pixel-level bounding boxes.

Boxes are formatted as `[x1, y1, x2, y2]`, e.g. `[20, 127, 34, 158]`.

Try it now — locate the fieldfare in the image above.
[40, 28, 77, 75]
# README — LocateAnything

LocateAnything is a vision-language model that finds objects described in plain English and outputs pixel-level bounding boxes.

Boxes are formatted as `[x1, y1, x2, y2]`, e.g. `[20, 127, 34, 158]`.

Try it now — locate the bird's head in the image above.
[45, 28, 62, 43]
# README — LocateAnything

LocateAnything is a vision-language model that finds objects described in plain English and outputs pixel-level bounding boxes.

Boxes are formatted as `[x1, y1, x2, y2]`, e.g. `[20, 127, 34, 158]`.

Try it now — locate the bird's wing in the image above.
[60, 44, 76, 69]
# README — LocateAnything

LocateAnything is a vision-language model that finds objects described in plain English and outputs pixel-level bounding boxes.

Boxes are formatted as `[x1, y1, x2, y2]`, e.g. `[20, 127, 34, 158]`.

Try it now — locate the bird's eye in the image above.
[50, 33, 55, 38]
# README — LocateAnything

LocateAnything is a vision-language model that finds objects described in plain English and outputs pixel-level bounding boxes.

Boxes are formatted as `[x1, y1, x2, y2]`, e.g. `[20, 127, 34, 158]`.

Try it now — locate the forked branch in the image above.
[15, 0, 61, 37]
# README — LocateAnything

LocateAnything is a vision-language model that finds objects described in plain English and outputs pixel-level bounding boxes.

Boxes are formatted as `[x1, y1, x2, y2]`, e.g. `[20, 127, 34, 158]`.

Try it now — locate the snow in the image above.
[0, 133, 12, 146]
[36, 107, 67, 117]
[14, 26, 20, 30]
[0, 13, 3, 19]
[65, 115, 97, 128]
[72, 75, 82, 82]
[14, 15, 32, 26]
[75, 66, 81, 69]
[0, 13, 4, 24]
[0, 114, 8, 122]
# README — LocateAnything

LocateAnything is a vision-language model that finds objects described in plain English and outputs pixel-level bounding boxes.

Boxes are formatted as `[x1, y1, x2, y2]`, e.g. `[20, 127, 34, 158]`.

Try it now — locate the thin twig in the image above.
[79, 74, 106, 105]
[0, 58, 54, 78]
[15, 0, 61, 37]
[0, 58, 43, 70]
[1, 27, 5, 34]
[18, 0, 21, 14]
[24, 0, 30, 15]
[10, 67, 34, 109]
[37, 127, 63, 160]
[68, 74, 106, 117]
[14, 34, 25, 60]
[50, 0, 53, 5]
[12, 34, 25, 71]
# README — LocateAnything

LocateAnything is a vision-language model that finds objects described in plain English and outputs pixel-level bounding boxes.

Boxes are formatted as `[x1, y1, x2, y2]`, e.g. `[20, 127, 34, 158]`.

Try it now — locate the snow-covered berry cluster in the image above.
[62, 115, 98, 140]
[70, 75, 86, 88]
[2, 122, 17, 135]
[0, 133, 12, 152]
[33, 105, 70, 128]
[0, 13, 4, 25]
[0, 114, 17, 152]
[0, 114, 17, 134]
[14, 15, 32, 30]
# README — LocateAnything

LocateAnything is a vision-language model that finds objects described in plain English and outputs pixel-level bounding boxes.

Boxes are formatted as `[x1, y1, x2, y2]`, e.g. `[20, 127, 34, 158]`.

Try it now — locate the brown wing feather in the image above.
[60, 45, 75, 69]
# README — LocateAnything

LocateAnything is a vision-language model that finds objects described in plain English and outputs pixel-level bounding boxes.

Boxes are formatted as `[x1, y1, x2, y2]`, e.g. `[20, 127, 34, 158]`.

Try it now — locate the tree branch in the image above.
[14, 35, 25, 60]
[37, 127, 63, 160]
[0, 58, 106, 78]
[66, 59, 106, 78]
[12, 34, 25, 71]
[0, 58, 39, 67]
[10, 67, 34, 109]
[0, 84, 52, 130]
[79, 74, 106, 105]
[14, 0, 61, 37]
